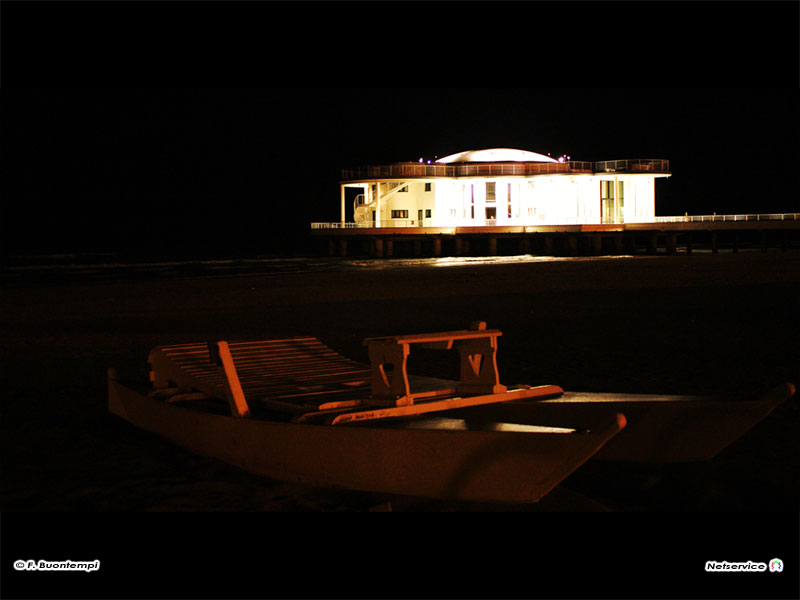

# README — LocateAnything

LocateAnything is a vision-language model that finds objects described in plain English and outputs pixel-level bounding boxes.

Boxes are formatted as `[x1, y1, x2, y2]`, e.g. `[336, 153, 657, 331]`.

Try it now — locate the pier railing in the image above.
[654, 213, 799, 223]
[311, 214, 799, 230]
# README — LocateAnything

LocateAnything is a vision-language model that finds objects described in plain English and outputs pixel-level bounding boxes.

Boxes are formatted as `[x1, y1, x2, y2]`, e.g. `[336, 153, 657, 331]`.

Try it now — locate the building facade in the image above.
[338, 148, 671, 227]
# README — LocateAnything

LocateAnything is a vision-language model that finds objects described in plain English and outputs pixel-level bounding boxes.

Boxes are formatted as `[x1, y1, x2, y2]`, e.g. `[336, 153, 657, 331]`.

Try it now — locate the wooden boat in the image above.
[108, 323, 625, 503]
[451, 383, 795, 462]
[108, 322, 795, 503]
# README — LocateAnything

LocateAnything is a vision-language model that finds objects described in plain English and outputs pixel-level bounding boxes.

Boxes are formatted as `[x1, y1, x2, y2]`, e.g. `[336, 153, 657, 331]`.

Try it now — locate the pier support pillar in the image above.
[544, 236, 554, 256]
[328, 239, 336, 257]
[373, 238, 384, 258]
[711, 231, 718, 254]
[685, 233, 693, 255]
[613, 235, 623, 254]
[454, 238, 462, 256]
[339, 239, 348, 257]
[666, 234, 677, 255]
[385, 239, 394, 258]
[732, 231, 739, 253]
[519, 237, 530, 254]
[760, 230, 768, 253]
[566, 235, 578, 256]
[591, 235, 602, 255]
[488, 237, 497, 256]
[647, 233, 658, 255]
[413, 240, 422, 257]
[623, 234, 636, 255]
[433, 237, 442, 257]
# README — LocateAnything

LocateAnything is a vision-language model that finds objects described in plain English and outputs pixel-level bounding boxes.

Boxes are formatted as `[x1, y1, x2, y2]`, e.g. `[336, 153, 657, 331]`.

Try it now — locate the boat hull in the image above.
[108, 374, 625, 504]
[453, 384, 796, 462]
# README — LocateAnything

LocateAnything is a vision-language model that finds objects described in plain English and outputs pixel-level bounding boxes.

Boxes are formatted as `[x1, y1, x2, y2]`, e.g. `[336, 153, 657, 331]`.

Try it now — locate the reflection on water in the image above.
[4, 253, 641, 283]
[341, 254, 634, 271]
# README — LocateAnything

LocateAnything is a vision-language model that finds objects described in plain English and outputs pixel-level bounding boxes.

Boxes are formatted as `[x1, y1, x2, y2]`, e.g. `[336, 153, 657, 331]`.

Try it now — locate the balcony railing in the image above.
[341, 159, 669, 181]
[341, 161, 595, 181]
[595, 159, 670, 173]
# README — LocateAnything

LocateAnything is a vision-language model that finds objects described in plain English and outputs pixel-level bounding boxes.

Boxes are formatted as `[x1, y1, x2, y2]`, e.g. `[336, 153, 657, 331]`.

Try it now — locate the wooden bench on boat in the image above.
[147, 322, 563, 425]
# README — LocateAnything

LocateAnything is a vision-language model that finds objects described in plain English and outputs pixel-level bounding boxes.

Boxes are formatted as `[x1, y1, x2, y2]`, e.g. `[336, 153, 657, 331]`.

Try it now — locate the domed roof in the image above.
[436, 148, 558, 164]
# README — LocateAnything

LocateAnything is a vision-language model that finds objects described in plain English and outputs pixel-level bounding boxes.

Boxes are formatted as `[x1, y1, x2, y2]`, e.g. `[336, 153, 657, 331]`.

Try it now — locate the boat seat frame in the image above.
[147, 324, 563, 424]
[362, 321, 507, 407]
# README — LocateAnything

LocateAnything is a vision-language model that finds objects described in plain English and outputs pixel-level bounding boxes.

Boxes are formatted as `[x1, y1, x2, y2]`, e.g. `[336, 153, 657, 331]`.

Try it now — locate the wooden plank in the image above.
[215, 341, 251, 418]
[330, 385, 564, 425]
[364, 329, 502, 346]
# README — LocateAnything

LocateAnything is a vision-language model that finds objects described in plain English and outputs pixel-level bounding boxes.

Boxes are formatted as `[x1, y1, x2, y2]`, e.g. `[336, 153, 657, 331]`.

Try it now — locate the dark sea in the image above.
[3, 250, 708, 286]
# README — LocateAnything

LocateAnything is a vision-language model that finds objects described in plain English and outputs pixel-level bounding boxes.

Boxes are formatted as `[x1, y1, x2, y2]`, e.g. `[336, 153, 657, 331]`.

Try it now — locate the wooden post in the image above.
[433, 237, 442, 257]
[373, 238, 384, 258]
[212, 342, 251, 418]
[385, 238, 394, 258]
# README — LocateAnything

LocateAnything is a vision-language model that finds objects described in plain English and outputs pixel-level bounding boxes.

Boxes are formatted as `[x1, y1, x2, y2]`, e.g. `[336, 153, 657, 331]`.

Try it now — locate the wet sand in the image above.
[2, 250, 798, 514]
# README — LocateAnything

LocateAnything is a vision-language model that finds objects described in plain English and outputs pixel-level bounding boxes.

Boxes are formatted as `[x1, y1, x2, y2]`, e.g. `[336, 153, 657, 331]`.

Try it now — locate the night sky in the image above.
[2, 3, 798, 259]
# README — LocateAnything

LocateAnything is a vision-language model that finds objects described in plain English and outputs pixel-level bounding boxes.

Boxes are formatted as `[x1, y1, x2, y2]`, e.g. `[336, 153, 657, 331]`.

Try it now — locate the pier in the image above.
[310, 214, 800, 258]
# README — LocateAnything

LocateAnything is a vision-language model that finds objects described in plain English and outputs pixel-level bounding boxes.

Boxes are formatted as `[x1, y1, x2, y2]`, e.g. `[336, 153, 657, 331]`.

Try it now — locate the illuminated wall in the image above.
[347, 173, 659, 227]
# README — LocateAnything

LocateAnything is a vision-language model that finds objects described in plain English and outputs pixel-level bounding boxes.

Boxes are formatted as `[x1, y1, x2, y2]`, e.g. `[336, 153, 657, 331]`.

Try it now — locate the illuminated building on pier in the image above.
[336, 148, 671, 228]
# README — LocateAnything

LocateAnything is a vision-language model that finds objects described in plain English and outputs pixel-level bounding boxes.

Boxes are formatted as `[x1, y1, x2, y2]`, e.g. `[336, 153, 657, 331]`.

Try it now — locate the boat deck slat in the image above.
[150, 338, 385, 411]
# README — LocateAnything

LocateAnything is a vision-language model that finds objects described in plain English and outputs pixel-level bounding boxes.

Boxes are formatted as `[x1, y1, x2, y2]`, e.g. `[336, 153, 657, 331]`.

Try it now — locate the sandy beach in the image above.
[2, 250, 798, 514]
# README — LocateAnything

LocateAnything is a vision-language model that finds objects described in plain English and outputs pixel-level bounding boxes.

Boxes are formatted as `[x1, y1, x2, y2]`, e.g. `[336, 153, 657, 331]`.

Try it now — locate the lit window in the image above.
[424, 183, 432, 192]
[425, 209, 431, 218]
[391, 210, 408, 218]
[486, 182, 496, 202]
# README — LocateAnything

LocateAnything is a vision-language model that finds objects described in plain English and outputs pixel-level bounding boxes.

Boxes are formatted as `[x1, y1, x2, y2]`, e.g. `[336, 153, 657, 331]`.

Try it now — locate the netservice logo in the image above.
[769, 558, 784, 573]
